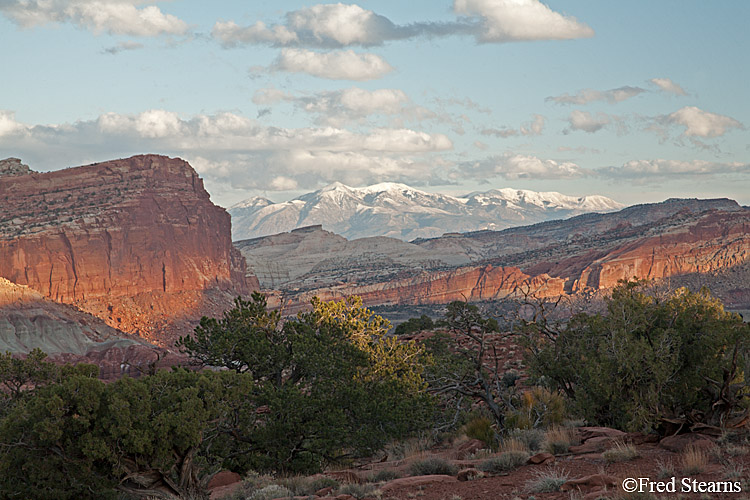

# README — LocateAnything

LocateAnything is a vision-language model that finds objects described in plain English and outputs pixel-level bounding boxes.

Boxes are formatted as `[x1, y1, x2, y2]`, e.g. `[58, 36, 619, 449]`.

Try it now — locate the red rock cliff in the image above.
[270, 265, 565, 315]
[0, 155, 258, 343]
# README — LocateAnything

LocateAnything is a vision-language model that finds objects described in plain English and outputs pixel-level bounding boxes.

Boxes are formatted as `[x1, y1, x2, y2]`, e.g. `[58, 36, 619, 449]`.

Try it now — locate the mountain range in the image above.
[229, 182, 624, 241]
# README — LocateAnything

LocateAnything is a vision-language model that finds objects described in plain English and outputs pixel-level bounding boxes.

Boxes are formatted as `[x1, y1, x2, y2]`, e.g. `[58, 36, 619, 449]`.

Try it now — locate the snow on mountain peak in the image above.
[229, 182, 625, 241]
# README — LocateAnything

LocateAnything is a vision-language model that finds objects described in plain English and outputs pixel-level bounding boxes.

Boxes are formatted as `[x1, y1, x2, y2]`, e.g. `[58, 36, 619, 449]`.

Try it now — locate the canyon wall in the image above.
[269, 265, 565, 314]
[249, 203, 750, 313]
[0, 155, 258, 343]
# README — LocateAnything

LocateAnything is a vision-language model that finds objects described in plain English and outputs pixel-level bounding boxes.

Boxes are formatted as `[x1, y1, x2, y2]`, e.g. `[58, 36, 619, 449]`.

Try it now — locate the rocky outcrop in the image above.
[0, 158, 32, 177]
[0, 155, 258, 343]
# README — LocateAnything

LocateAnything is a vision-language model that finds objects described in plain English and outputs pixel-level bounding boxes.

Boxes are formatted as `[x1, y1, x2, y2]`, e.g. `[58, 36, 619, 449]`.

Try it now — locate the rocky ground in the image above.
[210, 426, 750, 500]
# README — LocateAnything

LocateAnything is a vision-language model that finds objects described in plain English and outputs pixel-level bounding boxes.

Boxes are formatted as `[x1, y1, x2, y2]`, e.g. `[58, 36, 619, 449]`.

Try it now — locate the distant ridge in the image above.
[229, 182, 624, 241]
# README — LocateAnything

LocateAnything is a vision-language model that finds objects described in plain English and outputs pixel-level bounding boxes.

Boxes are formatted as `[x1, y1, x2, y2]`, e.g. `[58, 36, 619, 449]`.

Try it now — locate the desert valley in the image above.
[1, 154, 749, 500]
[2, 1, 749, 499]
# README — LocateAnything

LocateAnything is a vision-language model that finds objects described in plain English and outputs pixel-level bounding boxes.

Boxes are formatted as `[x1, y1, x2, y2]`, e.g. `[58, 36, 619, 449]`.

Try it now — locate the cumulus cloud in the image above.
[566, 110, 611, 133]
[461, 153, 586, 179]
[269, 48, 393, 80]
[213, 4, 406, 48]
[212, 1, 591, 49]
[0, 108, 454, 196]
[0, 110, 25, 137]
[547, 86, 645, 105]
[664, 106, 743, 138]
[0, 0, 188, 37]
[600, 159, 750, 178]
[650, 78, 687, 96]
[454, 0, 594, 42]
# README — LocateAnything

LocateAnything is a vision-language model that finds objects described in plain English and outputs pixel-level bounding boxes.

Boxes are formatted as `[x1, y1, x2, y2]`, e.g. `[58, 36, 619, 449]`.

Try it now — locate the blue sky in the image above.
[1, 0, 748, 207]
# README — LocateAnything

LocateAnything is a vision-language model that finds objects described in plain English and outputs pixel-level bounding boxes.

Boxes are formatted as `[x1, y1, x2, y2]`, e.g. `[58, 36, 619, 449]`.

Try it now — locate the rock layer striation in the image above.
[0, 155, 257, 343]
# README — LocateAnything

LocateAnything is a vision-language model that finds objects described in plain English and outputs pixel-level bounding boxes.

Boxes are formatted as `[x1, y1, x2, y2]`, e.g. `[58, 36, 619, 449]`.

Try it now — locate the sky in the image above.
[1, 0, 748, 208]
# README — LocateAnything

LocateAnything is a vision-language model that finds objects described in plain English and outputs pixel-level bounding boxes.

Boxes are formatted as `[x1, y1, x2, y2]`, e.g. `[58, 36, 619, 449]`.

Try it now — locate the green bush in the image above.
[178, 293, 435, 473]
[522, 281, 750, 432]
[394, 314, 435, 335]
[464, 415, 497, 450]
[409, 458, 459, 476]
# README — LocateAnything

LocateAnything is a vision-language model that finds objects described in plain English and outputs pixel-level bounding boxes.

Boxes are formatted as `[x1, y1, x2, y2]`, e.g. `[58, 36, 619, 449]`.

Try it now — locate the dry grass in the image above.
[524, 467, 570, 493]
[500, 437, 530, 454]
[478, 451, 530, 474]
[602, 441, 640, 463]
[409, 457, 458, 476]
[680, 445, 709, 475]
[656, 458, 676, 479]
[387, 435, 433, 461]
[544, 426, 578, 455]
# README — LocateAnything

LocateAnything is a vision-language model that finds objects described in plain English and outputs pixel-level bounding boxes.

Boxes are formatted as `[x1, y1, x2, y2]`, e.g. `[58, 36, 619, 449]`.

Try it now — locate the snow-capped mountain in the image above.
[229, 182, 625, 241]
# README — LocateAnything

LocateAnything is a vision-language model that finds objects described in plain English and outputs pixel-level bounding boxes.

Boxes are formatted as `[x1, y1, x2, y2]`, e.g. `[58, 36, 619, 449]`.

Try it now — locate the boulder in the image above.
[457, 468, 480, 481]
[453, 438, 487, 460]
[659, 433, 715, 453]
[207, 471, 242, 489]
[527, 452, 555, 465]
[578, 427, 626, 441]
[380, 475, 458, 492]
[569, 436, 615, 454]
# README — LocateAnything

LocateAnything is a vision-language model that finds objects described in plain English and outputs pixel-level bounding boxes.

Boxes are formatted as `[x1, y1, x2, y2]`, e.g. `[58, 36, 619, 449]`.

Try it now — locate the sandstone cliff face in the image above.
[269, 265, 565, 315]
[0, 155, 258, 343]
[246, 201, 750, 312]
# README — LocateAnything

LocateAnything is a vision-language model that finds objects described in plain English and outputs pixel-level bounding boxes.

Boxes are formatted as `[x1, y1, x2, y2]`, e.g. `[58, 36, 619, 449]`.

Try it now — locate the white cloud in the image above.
[212, 1, 591, 49]
[286, 3, 400, 47]
[212, 4, 406, 48]
[650, 78, 687, 96]
[454, 0, 594, 42]
[481, 127, 517, 138]
[462, 153, 585, 179]
[1, 109, 454, 195]
[481, 114, 546, 138]
[98, 109, 186, 138]
[520, 114, 545, 135]
[665, 106, 743, 138]
[567, 110, 611, 133]
[0, 110, 25, 137]
[547, 86, 645, 105]
[0, 0, 188, 37]
[252, 87, 290, 105]
[600, 159, 750, 178]
[212, 20, 299, 47]
[269, 176, 299, 191]
[270, 48, 393, 80]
